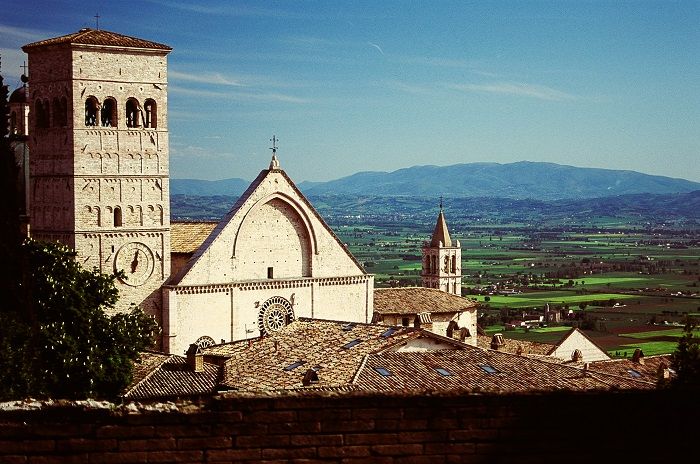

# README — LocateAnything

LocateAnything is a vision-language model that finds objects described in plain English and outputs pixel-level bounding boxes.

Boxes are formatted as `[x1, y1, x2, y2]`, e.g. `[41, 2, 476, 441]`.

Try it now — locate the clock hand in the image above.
[131, 250, 140, 273]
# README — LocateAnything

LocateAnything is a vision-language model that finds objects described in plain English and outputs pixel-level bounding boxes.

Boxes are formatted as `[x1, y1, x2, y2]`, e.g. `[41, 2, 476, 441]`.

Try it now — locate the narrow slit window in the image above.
[114, 207, 123, 227]
[267, 267, 274, 279]
[401, 317, 409, 327]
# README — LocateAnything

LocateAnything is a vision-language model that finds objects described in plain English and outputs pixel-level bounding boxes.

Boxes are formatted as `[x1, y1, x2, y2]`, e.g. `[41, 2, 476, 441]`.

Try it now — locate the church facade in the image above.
[20, 28, 374, 355]
[162, 156, 374, 355]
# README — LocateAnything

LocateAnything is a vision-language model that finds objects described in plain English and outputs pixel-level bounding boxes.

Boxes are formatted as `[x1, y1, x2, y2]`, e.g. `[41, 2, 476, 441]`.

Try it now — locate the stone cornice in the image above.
[166, 275, 374, 295]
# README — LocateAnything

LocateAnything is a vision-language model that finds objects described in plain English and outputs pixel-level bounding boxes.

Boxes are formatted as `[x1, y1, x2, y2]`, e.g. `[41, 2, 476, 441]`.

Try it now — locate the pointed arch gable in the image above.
[232, 192, 318, 259]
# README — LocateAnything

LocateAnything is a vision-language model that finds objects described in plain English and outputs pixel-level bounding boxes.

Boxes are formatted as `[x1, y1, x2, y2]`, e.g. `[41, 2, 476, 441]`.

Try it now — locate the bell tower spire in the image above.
[422, 201, 461, 295]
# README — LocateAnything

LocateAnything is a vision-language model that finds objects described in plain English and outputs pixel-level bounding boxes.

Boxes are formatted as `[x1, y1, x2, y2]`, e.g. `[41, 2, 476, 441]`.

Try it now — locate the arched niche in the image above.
[233, 193, 317, 279]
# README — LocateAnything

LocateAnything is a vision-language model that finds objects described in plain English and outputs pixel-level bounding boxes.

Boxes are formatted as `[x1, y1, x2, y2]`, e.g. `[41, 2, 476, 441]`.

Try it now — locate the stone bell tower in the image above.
[421, 202, 461, 295]
[22, 28, 172, 317]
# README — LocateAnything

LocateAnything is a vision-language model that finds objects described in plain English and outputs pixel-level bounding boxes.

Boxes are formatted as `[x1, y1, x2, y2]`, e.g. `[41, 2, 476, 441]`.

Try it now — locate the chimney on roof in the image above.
[632, 348, 645, 365]
[571, 349, 583, 362]
[186, 344, 204, 373]
[657, 362, 671, 380]
[302, 369, 319, 386]
[583, 362, 590, 371]
[490, 333, 505, 351]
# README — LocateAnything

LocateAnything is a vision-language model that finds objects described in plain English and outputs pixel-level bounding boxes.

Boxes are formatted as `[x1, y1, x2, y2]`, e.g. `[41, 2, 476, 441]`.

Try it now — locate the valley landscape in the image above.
[172, 162, 700, 358]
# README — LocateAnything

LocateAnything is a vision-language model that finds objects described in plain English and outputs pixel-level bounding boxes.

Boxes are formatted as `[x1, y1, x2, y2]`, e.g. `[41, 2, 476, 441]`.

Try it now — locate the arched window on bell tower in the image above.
[144, 99, 157, 128]
[101, 97, 117, 127]
[85, 97, 99, 126]
[126, 98, 140, 127]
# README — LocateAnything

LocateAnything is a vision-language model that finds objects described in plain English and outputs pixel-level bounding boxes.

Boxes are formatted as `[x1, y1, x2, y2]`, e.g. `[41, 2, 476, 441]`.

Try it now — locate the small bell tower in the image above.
[421, 199, 461, 295]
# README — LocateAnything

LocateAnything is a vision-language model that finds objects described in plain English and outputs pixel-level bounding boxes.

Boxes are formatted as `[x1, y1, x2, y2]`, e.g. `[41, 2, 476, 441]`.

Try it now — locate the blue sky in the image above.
[1, 1, 698, 182]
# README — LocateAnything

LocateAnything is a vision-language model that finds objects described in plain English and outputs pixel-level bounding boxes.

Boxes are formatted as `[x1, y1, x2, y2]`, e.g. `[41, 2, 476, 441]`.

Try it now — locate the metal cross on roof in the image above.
[439, 195, 443, 211]
[94, 13, 100, 30]
[269, 135, 278, 154]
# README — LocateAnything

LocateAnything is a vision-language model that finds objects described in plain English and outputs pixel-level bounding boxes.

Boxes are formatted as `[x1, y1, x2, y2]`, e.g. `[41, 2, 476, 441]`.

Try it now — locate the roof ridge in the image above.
[122, 354, 174, 398]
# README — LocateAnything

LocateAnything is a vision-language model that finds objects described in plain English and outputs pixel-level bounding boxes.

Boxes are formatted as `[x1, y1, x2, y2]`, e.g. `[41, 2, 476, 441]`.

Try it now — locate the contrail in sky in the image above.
[368, 42, 384, 55]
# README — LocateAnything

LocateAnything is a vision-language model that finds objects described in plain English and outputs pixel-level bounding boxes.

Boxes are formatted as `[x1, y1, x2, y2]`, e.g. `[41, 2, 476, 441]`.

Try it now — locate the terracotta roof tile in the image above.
[374, 287, 476, 315]
[203, 319, 448, 391]
[171, 221, 217, 254]
[583, 354, 673, 384]
[477, 334, 554, 355]
[23, 28, 171, 51]
[123, 353, 220, 400]
[354, 349, 655, 393]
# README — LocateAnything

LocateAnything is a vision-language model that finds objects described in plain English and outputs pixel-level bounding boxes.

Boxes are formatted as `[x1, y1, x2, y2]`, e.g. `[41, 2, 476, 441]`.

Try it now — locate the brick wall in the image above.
[0, 390, 694, 463]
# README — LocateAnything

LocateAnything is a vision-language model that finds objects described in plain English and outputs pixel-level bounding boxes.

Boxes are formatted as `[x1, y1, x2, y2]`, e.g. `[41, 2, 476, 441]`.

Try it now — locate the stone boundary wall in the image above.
[0, 390, 694, 463]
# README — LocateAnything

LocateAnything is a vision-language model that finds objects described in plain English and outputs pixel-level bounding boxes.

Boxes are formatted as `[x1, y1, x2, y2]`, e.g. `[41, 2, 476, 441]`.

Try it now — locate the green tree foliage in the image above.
[0, 241, 159, 400]
[668, 321, 700, 390]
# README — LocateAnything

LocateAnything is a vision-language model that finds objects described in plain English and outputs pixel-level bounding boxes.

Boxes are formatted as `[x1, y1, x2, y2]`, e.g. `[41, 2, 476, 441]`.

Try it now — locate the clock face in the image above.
[114, 242, 155, 287]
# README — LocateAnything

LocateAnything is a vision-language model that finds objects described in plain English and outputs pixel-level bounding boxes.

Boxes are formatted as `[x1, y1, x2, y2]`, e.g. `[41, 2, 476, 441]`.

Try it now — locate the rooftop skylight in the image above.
[342, 339, 362, 349]
[627, 369, 642, 378]
[283, 361, 306, 371]
[380, 327, 397, 338]
[341, 323, 356, 331]
[479, 364, 498, 374]
[435, 367, 453, 377]
[375, 367, 393, 377]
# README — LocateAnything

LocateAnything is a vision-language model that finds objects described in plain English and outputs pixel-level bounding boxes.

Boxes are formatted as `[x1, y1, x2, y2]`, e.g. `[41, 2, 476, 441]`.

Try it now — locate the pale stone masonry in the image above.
[422, 207, 462, 295]
[22, 29, 172, 318]
[163, 162, 374, 355]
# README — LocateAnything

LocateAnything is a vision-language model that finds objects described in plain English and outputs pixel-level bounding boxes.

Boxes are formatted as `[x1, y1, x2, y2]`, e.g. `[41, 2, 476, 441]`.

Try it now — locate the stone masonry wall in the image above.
[0, 390, 694, 463]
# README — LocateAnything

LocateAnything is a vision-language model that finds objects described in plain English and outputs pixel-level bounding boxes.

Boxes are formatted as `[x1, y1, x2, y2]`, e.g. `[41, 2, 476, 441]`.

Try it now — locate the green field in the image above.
[608, 341, 680, 357]
[475, 292, 638, 309]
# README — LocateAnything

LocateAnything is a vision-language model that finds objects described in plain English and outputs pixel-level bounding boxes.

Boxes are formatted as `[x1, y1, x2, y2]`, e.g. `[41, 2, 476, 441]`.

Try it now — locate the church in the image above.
[14, 27, 475, 355]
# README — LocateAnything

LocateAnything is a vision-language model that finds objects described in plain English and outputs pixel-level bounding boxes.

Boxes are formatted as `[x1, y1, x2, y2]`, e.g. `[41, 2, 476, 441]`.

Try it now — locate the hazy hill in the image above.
[171, 190, 700, 223]
[172, 162, 700, 200]
[299, 162, 700, 199]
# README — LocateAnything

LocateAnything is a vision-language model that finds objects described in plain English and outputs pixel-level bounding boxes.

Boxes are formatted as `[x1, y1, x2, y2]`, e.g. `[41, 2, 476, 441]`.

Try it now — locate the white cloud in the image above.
[169, 70, 245, 87]
[450, 81, 578, 101]
[169, 85, 308, 104]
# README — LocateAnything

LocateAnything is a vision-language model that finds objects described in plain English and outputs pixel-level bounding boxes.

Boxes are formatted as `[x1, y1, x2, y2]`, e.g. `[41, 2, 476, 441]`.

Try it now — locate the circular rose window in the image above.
[258, 296, 294, 335]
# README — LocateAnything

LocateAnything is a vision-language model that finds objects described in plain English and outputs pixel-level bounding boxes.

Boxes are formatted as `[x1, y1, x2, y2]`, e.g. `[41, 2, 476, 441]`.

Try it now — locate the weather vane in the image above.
[269, 135, 280, 169]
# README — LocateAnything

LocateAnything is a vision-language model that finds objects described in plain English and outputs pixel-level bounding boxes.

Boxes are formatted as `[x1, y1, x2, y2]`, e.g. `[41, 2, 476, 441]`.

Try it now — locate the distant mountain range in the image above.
[172, 162, 700, 200]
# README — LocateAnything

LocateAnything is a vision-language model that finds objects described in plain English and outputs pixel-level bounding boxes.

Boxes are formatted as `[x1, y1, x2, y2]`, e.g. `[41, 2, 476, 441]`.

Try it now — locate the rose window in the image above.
[258, 296, 294, 335]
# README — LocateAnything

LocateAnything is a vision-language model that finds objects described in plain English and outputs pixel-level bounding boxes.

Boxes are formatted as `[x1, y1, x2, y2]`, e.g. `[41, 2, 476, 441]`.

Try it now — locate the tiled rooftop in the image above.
[374, 287, 476, 315]
[123, 352, 220, 400]
[171, 221, 217, 254]
[203, 319, 451, 391]
[477, 334, 554, 355]
[23, 28, 171, 51]
[584, 354, 673, 384]
[354, 348, 655, 393]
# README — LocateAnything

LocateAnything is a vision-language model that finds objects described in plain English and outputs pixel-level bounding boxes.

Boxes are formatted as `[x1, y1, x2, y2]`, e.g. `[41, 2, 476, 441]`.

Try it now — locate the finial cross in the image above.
[269, 135, 278, 154]
[439, 195, 443, 211]
[94, 13, 100, 30]
[20, 61, 28, 76]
